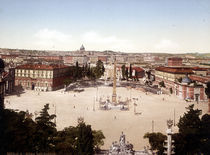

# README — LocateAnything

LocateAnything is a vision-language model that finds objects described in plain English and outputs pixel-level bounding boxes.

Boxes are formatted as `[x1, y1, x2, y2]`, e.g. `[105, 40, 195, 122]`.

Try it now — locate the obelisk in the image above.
[112, 57, 117, 104]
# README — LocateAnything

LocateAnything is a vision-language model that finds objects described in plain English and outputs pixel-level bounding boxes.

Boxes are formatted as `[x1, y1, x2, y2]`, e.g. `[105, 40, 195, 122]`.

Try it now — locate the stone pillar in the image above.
[112, 58, 117, 104]
[165, 119, 174, 155]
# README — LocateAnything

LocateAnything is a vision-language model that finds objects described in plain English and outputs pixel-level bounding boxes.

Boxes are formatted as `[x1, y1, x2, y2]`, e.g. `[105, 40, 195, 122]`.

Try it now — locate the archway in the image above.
[31, 83, 35, 90]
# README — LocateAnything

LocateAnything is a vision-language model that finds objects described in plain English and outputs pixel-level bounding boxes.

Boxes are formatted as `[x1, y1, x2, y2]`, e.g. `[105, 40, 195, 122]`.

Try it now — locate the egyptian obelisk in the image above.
[112, 57, 117, 104]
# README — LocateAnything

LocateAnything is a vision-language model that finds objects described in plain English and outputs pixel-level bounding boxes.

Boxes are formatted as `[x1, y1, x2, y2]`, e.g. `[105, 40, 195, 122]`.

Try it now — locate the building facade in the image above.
[15, 64, 72, 91]
[154, 58, 210, 101]
[167, 57, 183, 66]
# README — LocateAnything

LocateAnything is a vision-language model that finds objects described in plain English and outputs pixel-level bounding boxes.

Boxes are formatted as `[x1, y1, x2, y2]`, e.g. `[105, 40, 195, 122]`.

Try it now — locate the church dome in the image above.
[182, 76, 192, 84]
[80, 44, 85, 51]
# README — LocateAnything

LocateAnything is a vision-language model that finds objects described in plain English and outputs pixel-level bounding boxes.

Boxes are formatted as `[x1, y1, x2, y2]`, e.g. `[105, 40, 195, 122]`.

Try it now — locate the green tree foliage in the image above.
[55, 126, 77, 154]
[125, 68, 129, 81]
[76, 122, 94, 155]
[205, 82, 210, 112]
[129, 64, 132, 78]
[72, 61, 105, 81]
[73, 61, 82, 80]
[174, 104, 210, 154]
[134, 70, 139, 81]
[200, 114, 210, 153]
[0, 95, 4, 111]
[55, 123, 105, 154]
[0, 102, 105, 154]
[0, 109, 38, 153]
[159, 81, 165, 88]
[94, 60, 105, 79]
[121, 65, 126, 80]
[35, 104, 57, 152]
[143, 132, 167, 155]
[205, 82, 210, 99]
[92, 130, 105, 152]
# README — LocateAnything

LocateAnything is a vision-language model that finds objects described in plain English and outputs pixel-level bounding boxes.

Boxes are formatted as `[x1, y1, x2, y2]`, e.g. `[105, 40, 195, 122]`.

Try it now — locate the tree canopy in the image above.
[0, 103, 105, 154]
[144, 105, 210, 155]
[174, 104, 210, 154]
[143, 132, 166, 155]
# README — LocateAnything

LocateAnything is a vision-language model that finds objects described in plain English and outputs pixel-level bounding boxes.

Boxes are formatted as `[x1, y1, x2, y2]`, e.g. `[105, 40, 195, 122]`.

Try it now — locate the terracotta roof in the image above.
[124, 67, 144, 72]
[189, 75, 210, 84]
[1, 55, 18, 59]
[16, 64, 70, 70]
[191, 67, 209, 71]
[155, 66, 193, 74]
[167, 57, 182, 60]
[132, 67, 144, 72]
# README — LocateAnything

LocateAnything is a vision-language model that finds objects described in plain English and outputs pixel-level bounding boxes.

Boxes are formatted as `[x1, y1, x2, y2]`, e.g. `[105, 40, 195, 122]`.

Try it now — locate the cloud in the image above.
[32, 29, 135, 51]
[33, 28, 72, 50]
[155, 39, 180, 50]
[81, 31, 135, 51]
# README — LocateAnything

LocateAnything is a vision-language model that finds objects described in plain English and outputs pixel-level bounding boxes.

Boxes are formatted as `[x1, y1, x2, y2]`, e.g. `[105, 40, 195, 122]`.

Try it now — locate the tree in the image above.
[205, 82, 210, 112]
[76, 122, 94, 155]
[0, 109, 38, 153]
[121, 65, 126, 80]
[55, 126, 77, 154]
[135, 69, 139, 81]
[55, 123, 105, 154]
[144, 132, 166, 155]
[200, 114, 210, 154]
[92, 130, 105, 152]
[129, 64, 132, 79]
[35, 104, 57, 152]
[73, 61, 80, 80]
[94, 60, 105, 79]
[0, 95, 4, 111]
[174, 105, 203, 154]
[125, 68, 129, 81]
[159, 81, 165, 88]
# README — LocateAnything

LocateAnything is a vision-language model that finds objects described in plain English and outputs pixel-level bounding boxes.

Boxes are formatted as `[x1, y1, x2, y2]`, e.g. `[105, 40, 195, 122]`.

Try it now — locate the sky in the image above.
[0, 0, 210, 53]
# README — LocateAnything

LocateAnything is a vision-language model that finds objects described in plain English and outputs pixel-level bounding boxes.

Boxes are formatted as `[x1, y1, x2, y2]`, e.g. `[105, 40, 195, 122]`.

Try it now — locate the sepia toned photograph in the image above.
[0, 0, 210, 154]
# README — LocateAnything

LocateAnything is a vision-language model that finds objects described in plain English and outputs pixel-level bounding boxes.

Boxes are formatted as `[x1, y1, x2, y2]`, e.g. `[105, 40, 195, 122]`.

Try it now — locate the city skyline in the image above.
[0, 0, 210, 53]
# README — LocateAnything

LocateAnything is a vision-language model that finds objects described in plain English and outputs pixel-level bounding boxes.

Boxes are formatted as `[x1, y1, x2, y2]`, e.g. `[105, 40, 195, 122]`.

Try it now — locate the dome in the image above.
[182, 76, 192, 84]
[80, 44, 85, 51]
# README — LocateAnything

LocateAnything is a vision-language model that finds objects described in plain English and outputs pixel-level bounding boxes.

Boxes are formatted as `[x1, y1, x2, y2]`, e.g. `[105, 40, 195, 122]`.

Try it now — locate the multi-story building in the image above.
[154, 57, 210, 101]
[167, 57, 183, 66]
[64, 55, 88, 66]
[15, 64, 72, 91]
[88, 56, 98, 64]
[155, 66, 194, 88]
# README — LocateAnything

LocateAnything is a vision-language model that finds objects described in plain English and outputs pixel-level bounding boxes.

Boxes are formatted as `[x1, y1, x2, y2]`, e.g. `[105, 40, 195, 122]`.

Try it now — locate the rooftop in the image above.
[16, 64, 70, 70]
[155, 66, 193, 74]
[189, 75, 210, 84]
[167, 57, 183, 60]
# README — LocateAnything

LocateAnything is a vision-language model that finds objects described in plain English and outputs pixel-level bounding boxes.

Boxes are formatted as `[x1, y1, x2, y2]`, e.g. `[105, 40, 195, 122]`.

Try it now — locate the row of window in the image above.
[15, 73, 53, 78]
[18, 81, 51, 87]
[16, 69, 53, 74]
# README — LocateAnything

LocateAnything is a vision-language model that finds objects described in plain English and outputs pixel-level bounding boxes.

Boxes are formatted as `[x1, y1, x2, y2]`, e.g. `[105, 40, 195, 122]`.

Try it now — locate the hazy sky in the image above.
[0, 0, 209, 53]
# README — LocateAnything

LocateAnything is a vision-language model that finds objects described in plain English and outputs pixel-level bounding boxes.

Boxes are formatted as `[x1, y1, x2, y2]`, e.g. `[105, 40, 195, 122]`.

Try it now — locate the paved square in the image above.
[5, 86, 208, 150]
